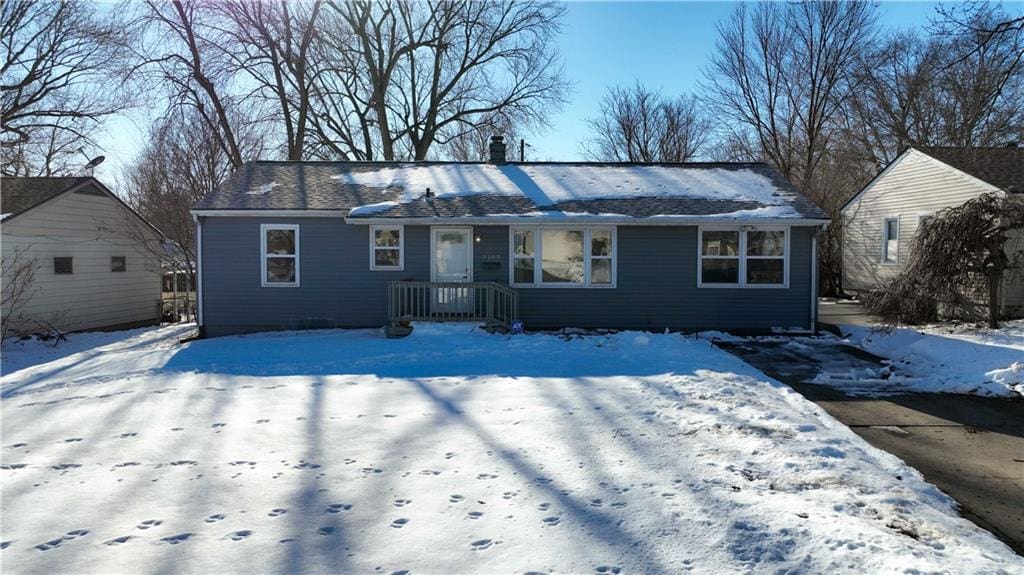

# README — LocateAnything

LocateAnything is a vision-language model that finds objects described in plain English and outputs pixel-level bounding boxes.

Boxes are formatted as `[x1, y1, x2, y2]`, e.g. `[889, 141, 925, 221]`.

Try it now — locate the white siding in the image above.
[1, 187, 162, 333]
[841, 149, 1004, 293]
[1003, 229, 1024, 314]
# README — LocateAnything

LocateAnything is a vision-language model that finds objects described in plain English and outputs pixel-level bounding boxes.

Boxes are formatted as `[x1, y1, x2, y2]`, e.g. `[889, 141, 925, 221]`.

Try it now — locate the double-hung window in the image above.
[699, 227, 787, 288]
[370, 225, 403, 270]
[882, 218, 899, 263]
[261, 224, 299, 287]
[510, 227, 615, 287]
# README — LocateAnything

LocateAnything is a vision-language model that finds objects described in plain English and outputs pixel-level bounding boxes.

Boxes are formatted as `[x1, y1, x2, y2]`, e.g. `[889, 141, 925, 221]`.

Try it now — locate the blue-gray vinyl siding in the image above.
[199, 217, 817, 336]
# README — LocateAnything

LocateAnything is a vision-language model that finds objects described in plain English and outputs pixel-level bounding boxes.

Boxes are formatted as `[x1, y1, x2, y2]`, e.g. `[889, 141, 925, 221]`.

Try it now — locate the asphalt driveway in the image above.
[718, 340, 1024, 556]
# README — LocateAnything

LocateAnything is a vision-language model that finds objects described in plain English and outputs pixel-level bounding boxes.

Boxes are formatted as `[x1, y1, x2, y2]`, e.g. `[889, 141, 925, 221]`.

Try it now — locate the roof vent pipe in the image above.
[489, 135, 507, 164]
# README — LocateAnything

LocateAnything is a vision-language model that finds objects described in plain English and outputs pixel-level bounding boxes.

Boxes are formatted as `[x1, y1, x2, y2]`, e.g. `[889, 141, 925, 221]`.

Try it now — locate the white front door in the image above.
[431, 227, 473, 314]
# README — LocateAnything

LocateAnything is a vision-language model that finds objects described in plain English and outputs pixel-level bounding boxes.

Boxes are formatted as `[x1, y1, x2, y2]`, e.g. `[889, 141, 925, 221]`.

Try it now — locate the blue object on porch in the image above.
[511, 320, 524, 334]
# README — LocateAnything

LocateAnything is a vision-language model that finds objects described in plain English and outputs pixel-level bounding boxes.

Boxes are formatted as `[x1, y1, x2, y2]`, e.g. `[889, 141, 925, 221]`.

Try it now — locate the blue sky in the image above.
[527, 0, 943, 161]
[97, 1, 948, 184]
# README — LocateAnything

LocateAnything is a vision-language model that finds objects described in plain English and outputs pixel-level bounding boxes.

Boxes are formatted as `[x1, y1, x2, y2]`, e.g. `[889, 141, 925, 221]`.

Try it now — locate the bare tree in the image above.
[0, 245, 39, 340]
[132, 0, 252, 169]
[703, 1, 877, 296]
[1, 0, 130, 175]
[216, 0, 323, 160]
[122, 109, 265, 319]
[865, 193, 1024, 329]
[585, 84, 711, 162]
[313, 0, 569, 161]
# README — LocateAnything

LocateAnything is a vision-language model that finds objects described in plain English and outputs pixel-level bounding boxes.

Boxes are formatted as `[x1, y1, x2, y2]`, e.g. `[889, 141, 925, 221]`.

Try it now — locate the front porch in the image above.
[387, 281, 519, 336]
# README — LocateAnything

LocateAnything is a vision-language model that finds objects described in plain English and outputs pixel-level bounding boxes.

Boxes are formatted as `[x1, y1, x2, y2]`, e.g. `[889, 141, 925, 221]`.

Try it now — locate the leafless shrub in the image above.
[1, 246, 39, 340]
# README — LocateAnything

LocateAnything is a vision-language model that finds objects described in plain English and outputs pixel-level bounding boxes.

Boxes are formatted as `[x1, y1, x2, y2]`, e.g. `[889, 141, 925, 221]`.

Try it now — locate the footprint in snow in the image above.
[393, 499, 412, 508]
[63, 437, 83, 443]
[104, 536, 131, 546]
[160, 533, 192, 545]
[391, 518, 409, 528]
[326, 504, 352, 513]
[211, 423, 226, 428]
[268, 508, 287, 517]
[0, 541, 11, 550]
[537, 502, 551, 511]
[361, 467, 382, 474]
[137, 519, 162, 530]
[2, 463, 27, 470]
[227, 530, 252, 541]
[470, 538, 493, 551]
[116, 433, 137, 439]
[316, 526, 335, 536]
[7, 443, 28, 448]
[51, 463, 80, 471]
[542, 516, 561, 526]
[419, 469, 440, 476]
[293, 461, 321, 470]
[595, 567, 622, 574]
[205, 514, 226, 523]
[467, 511, 483, 520]
[256, 419, 270, 424]
[34, 529, 89, 551]
[476, 473, 498, 480]
[444, 452, 456, 459]
[589, 499, 604, 507]
[610, 501, 628, 508]
[449, 494, 465, 503]
[535, 477, 553, 485]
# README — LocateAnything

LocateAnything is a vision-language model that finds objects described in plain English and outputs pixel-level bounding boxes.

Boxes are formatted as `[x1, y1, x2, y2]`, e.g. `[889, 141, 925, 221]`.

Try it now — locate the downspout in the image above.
[810, 225, 824, 332]
[194, 214, 205, 335]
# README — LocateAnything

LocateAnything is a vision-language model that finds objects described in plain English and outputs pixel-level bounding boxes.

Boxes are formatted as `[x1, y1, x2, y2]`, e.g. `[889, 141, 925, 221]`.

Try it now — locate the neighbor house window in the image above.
[111, 256, 126, 272]
[510, 227, 615, 287]
[370, 225, 403, 270]
[53, 257, 73, 275]
[882, 218, 899, 263]
[260, 224, 299, 287]
[699, 228, 788, 288]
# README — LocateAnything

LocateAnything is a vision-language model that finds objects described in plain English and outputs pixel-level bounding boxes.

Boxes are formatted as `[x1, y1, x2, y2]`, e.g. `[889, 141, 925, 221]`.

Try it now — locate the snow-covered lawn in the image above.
[2, 325, 1021, 574]
[839, 321, 1024, 397]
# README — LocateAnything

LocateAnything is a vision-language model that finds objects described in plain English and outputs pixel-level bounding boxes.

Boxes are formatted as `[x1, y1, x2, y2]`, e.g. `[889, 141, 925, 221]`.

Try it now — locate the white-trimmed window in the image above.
[882, 218, 899, 263]
[370, 225, 404, 270]
[510, 227, 616, 288]
[261, 224, 299, 287]
[698, 227, 788, 288]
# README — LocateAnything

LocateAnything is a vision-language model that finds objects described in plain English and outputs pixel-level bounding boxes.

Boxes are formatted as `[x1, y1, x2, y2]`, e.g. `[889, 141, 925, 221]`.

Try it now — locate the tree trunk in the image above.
[988, 268, 1002, 329]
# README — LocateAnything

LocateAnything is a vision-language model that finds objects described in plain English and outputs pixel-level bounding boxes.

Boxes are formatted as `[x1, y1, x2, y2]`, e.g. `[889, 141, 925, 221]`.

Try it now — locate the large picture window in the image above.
[261, 224, 299, 287]
[370, 225, 404, 270]
[511, 227, 615, 288]
[699, 227, 788, 288]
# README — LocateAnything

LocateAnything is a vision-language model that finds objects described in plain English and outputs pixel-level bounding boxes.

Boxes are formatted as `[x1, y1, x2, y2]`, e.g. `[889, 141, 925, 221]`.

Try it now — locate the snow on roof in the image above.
[334, 164, 799, 215]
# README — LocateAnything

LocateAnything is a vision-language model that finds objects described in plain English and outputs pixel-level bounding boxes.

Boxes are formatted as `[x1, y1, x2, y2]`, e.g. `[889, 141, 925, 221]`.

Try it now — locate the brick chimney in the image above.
[488, 135, 507, 164]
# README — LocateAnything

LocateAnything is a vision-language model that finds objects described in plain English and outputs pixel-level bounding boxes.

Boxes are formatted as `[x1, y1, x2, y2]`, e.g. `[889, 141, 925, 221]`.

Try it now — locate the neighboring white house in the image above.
[1, 176, 163, 335]
[841, 146, 1024, 316]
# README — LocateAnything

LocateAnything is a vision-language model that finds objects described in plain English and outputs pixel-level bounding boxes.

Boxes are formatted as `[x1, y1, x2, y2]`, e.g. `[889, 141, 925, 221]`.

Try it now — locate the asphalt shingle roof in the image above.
[1, 177, 91, 219]
[918, 146, 1024, 193]
[194, 161, 829, 220]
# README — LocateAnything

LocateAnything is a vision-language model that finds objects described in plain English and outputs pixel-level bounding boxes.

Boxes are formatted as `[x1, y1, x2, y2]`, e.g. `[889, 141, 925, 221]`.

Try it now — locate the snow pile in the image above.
[246, 181, 280, 195]
[334, 164, 803, 219]
[2, 324, 1021, 573]
[842, 321, 1024, 397]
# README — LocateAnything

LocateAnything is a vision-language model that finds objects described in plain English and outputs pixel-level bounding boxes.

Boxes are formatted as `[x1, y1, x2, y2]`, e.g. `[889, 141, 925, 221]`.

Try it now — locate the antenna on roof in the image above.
[76, 148, 106, 176]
